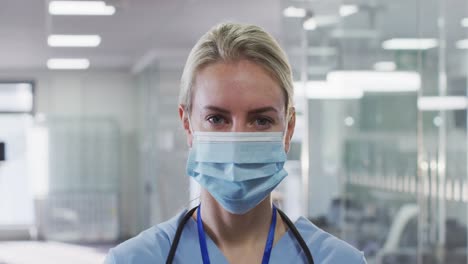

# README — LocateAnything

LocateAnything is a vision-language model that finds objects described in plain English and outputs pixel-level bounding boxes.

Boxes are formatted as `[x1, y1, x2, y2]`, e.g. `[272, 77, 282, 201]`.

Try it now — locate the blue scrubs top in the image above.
[105, 210, 367, 264]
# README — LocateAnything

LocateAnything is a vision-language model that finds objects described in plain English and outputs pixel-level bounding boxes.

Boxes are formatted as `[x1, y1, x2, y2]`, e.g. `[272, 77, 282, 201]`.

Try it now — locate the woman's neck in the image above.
[195, 190, 276, 247]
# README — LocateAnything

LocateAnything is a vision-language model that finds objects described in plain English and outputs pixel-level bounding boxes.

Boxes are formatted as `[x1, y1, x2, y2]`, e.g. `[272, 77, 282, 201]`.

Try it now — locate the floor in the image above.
[0, 241, 114, 264]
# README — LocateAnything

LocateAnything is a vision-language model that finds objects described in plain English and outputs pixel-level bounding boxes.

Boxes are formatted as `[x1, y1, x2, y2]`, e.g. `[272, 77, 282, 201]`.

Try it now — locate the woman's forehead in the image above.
[192, 60, 286, 113]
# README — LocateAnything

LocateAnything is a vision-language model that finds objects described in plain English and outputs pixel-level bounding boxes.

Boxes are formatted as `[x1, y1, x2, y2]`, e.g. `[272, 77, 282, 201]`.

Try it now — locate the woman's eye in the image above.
[207, 115, 225, 125]
[255, 117, 273, 127]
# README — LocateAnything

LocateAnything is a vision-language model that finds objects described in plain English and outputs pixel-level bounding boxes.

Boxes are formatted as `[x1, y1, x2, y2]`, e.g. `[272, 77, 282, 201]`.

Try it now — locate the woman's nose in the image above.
[230, 119, 253, 132]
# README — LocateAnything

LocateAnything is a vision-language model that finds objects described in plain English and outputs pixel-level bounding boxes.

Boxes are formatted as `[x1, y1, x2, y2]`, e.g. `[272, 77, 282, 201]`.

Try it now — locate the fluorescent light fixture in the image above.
[373, 61, 397, 71]
[283, 6, 306, 18]
[327, 71, 421, 92]
[294, 81, 363, 99]
[47, 58, 90, 70]
[456, 39, 468, 49]
[49, 1, 115, 15]
[303, 18, 317, 30]
[48, 35, 101, 47]
[461, 18, 468, 27]
[344, 116, 355, 126]
[340, 5, 358, 17]
[331, 28, 379, 39]
[418, 96, 468, 111]
[433, 116, 442, 126]
[382, 38, 438, 50]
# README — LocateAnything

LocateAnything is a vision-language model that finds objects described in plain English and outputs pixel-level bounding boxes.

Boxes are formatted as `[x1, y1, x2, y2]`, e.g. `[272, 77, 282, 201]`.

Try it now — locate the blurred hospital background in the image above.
[0, 0, 467, 263]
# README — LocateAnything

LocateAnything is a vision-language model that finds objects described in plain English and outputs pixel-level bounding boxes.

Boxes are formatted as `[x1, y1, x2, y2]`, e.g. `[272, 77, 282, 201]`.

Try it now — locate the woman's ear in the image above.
[284, 107, 296, 153]
[178, 104, 193, 147]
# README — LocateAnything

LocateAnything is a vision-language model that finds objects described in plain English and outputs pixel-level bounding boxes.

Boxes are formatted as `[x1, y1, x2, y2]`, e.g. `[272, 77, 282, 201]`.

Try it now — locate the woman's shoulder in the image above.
[294, 216, 367, 263]
[104, 210, 187, 264]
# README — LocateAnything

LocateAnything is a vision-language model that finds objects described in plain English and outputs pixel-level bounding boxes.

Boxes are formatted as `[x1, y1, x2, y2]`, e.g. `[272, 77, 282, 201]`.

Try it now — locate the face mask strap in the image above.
[283, 115, 290, 143]
[186, 109, 195, 135]
[283, 106, 295, 144]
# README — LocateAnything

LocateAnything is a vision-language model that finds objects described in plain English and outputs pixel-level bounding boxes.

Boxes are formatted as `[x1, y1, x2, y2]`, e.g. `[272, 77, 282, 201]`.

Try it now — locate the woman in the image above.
[105, 23, 366, 264]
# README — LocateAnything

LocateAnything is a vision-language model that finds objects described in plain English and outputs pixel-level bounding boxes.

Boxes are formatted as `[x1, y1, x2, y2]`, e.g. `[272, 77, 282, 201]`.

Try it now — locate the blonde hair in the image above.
[179, 22, 294, 117]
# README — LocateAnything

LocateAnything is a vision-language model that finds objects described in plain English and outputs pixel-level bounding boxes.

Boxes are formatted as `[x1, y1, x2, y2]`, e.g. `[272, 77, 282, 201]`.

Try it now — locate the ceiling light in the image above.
[344, 116, 355, 126]
[49, 1, 115, 16]
[340, 5, 359, 17]
[47, 58, 90, 70]
[382, 38, 438, 50]
[327, 71, 420, 92]
[433, 116, 442, 127]
[461, 18, 468, 27]
[373, 61, 397, 71]
[283, 6, 306, 18]
[418, 96, 468, 111]
[294, 81, 363, 99]
[331, 29, 379, 39]
[456, 39, 468, 49]
[48, 35, 101, 47]
[303, 18, 317, 30]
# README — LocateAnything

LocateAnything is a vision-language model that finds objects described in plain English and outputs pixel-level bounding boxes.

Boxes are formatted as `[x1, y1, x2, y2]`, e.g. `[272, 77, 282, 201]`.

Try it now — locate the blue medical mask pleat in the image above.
[191, 141, 287, 164]
[191, 168, 288, 202]
[191, 162, 284, 181]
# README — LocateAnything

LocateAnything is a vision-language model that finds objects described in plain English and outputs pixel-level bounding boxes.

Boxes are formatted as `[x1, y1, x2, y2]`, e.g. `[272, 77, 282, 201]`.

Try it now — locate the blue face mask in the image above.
[186, 131, 288, 215]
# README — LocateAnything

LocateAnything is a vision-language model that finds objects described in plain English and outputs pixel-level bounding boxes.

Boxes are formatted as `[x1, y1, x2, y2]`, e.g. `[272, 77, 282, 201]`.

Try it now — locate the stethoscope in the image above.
[166, 205, 315, 264]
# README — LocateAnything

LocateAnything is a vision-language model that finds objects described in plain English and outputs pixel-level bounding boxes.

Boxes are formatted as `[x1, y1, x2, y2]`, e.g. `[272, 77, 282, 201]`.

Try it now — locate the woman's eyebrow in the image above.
[203, 105, 230, 114]
[203, 106, 278, 114]
[248, 107, 278, 115]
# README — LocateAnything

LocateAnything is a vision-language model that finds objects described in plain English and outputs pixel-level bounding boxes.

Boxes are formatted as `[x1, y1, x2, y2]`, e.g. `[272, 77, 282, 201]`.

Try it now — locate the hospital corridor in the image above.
[0, 0, 467, 263]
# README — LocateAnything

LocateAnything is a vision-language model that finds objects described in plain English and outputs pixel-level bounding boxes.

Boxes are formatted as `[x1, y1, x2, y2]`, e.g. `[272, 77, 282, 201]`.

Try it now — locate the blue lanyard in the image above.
[197, 205, 277, 264]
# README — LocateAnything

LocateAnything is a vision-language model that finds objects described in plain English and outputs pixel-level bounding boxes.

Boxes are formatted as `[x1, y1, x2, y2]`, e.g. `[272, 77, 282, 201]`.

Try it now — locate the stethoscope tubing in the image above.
[165, 206, 314, 264]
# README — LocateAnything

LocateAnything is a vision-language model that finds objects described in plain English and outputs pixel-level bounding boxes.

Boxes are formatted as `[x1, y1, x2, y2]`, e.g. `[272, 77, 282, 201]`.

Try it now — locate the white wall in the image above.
[0, 70, 140, 238]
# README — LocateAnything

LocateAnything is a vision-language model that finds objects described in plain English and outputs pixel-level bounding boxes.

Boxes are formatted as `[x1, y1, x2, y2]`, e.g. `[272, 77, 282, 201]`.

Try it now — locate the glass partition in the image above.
[281, 0, 468, 263]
